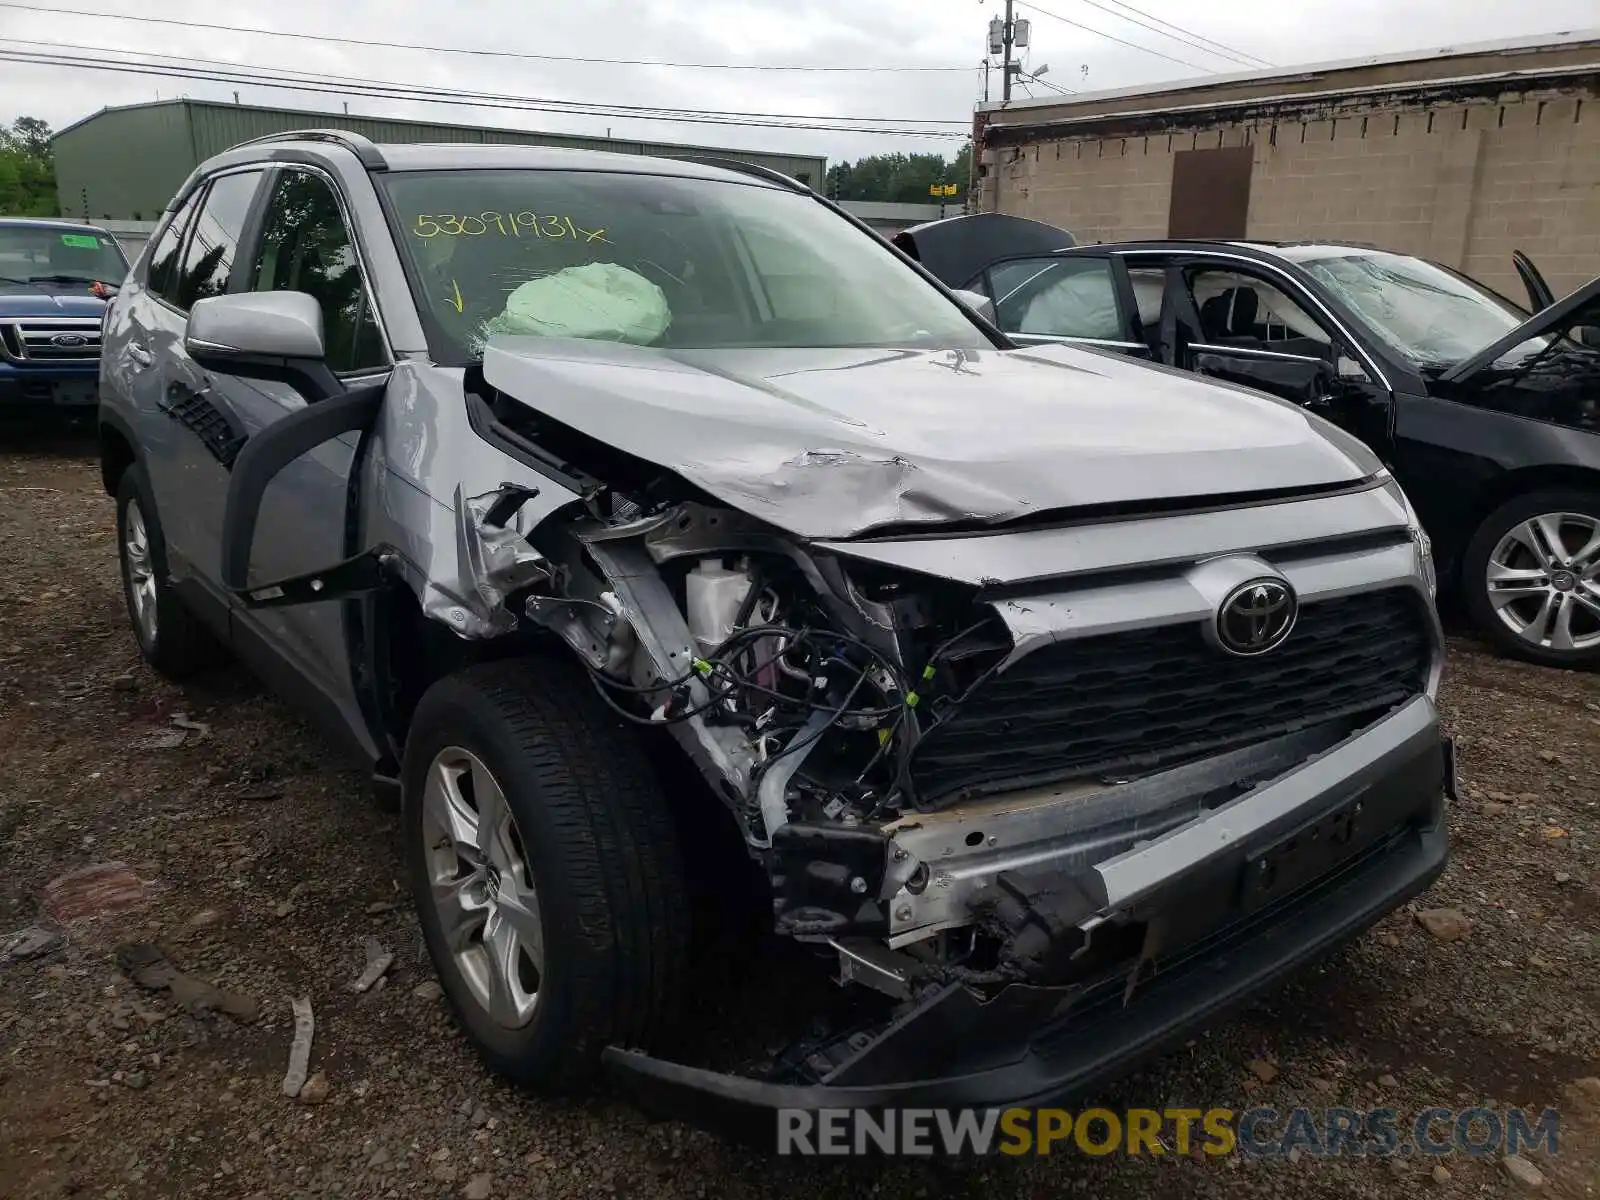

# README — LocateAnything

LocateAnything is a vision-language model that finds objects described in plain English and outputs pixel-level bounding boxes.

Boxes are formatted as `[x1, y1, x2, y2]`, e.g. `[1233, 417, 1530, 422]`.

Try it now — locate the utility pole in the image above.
[1001, 0, 1015, 103]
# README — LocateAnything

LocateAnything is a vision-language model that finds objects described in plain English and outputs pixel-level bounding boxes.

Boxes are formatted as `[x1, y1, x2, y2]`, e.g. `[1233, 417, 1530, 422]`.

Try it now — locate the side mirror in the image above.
[951, 288, 997, 325]
[1305, 361, 1336, 406]
[185, 291, 340, 402]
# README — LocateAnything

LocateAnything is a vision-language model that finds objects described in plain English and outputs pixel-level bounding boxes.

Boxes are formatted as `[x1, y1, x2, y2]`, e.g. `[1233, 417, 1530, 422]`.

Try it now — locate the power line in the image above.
[1093, 0, 1273, 66]
[4, 38, 965, 127]
[0, 46, 967, 138]
[1015, 1, 1217, 74]
[1013, 67, 1078, 97]
[1067, 0, 1270, 68]
[1029, 74, 1078, 96]
[0, 1, 970, 73]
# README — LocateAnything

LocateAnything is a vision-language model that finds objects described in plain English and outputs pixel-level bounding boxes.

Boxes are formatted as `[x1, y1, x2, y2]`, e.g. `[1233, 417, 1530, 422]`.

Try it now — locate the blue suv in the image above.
[0, 218, 128, 415]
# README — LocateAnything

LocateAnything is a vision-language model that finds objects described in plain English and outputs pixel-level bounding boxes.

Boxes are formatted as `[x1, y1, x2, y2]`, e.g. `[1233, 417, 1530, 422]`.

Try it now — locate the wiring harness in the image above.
[585, 603, 1001, 819]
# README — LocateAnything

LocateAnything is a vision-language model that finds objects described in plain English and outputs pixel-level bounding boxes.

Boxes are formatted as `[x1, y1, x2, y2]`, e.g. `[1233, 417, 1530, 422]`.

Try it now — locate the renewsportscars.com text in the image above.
[775, 1106, 1561, 1157]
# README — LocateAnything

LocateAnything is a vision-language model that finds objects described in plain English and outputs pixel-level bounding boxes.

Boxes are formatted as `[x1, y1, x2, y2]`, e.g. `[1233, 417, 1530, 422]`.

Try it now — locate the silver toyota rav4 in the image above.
[98, 130, 1451, 1132]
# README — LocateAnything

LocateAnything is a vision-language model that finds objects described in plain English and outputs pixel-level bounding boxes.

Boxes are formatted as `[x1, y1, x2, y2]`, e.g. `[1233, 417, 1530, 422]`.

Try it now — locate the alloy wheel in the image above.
[123, 499, 159, 648]
[420, 746, 545, 1029]
[1485, 511, 1600, 654]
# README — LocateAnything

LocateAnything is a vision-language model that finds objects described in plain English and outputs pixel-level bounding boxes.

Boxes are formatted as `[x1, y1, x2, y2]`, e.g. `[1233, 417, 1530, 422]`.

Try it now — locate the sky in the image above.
[1, 0, 1597, 164]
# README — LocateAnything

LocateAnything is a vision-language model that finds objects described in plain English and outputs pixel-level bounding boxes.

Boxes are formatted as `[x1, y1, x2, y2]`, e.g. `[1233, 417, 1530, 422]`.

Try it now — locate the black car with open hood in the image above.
[909, 219, 1600, 670]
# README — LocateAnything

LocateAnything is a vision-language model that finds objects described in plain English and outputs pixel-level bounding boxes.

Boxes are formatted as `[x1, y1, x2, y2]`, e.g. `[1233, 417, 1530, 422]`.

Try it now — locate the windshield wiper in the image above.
[27, 273, 106, 284]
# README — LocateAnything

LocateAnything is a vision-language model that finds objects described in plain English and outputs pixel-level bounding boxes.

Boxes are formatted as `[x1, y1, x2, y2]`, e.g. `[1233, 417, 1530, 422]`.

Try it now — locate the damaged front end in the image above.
[372, 359, 1451, 1129]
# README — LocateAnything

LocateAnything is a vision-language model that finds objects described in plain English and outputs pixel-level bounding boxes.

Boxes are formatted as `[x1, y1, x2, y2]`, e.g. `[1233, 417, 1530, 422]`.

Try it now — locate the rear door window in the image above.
[172, 171, 264, 311]
[1185, 267, 1332, 360]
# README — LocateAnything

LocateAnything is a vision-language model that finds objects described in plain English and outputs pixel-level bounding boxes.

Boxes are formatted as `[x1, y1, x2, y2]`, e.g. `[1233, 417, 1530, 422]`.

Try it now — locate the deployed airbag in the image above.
[484, 263, 671, 345]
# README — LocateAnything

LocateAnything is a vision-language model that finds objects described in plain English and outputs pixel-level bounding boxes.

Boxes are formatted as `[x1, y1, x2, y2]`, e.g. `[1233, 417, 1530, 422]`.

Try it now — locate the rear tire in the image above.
[1461, 488, 1600, 670]
[115, 464, 223, 678]
[402, 657, 690, 1090]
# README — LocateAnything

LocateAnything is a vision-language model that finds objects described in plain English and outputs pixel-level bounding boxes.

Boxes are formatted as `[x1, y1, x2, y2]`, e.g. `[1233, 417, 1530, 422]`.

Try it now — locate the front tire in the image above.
[402, 658, 689, 1090]
[115, 464, 222, 678]
[1462, 489, 1600, 669]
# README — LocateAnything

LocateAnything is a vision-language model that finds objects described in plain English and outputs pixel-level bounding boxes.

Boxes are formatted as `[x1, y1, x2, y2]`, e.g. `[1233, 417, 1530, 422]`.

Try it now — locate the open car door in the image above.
[1513, 250, 1556, 313]
[1440, 273, 1600, 386]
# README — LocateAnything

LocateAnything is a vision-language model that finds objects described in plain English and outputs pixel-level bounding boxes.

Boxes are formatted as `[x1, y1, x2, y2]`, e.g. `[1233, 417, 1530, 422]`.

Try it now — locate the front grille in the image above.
[1, 320, 102, 362]
[910, 588, 1431, 805]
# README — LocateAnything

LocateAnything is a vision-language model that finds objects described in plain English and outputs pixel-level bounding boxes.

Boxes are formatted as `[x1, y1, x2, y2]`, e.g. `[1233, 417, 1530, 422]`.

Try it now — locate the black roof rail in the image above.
[679, 157, 810, 193]
[227, 129, 388, 171]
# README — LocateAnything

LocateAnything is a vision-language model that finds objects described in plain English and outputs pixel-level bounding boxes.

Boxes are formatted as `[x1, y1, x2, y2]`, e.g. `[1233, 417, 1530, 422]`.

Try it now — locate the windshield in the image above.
[381, 169, 989, 363]
[1297, 249, 1531, 369]
[0, 225, 128, 285]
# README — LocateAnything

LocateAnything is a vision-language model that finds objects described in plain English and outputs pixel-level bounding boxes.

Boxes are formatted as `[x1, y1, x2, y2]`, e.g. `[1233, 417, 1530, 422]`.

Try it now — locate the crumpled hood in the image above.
[481, 338, 1380, 540]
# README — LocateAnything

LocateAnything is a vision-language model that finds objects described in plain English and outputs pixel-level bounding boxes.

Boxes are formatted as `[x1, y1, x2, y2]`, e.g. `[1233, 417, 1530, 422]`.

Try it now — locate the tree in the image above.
[825, 144, 973, 205]
[0, 116, 59, 216]
[950, 142, 973, 190]
[8, 117, 52, 158]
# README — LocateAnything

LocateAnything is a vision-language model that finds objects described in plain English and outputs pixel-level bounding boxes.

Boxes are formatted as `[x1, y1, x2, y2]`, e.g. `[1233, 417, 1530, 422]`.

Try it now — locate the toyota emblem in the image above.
[1215, 577, 1297, 656]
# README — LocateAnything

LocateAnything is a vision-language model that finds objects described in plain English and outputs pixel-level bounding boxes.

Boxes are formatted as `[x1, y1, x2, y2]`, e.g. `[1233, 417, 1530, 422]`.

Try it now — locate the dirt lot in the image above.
[0, 432, 1597, 1200]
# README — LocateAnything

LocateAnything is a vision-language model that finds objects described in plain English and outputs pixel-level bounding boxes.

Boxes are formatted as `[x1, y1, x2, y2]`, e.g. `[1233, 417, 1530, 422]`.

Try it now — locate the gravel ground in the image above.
[1, 432, 1597, 1199]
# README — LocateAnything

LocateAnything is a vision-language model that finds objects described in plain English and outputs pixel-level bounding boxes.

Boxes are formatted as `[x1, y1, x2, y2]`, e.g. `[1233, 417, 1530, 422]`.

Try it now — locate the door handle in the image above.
[127, 342, 152, 368]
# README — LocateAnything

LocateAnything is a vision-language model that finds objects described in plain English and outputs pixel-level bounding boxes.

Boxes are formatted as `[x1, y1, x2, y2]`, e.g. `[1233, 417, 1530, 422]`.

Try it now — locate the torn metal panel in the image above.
[881, 720, 1349, 941]
[524, 593, 633, 673]
[362, 362, 580, 638]
[479, 337, 1374, 541]
[574, 531, 762, 815]
[634, 502, 792, 564]
[454, 483, 553, 624]
[1092, 696, 1439, 911]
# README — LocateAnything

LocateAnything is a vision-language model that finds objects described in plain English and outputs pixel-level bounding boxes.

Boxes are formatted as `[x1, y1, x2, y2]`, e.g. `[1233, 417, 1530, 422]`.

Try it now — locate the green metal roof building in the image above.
[52, 100, 828, 221]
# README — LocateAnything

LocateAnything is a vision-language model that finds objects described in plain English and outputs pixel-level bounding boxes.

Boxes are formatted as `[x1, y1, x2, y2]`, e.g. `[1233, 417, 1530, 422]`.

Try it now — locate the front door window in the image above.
[988, 257, 1121, 341]
[248, 170, 387, 375]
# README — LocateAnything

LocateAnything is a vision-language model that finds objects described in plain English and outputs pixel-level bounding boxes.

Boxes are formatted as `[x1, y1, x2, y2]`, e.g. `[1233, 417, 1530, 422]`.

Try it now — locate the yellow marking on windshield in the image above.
[412, 212, 608, 242]
[448, 279, 464, 314]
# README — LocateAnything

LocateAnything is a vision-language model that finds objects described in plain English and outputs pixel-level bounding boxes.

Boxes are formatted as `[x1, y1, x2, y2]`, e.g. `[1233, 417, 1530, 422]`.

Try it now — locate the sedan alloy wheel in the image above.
[1485, 511, 1600, 654]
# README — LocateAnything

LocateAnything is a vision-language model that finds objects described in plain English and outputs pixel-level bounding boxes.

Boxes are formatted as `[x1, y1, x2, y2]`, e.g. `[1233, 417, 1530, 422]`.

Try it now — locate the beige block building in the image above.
[974, 31, 1600, 300]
